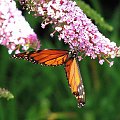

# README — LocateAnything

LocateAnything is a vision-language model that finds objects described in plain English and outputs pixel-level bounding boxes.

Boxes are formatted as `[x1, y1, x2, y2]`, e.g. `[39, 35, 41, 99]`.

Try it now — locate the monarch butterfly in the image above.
[12, 49, 85, 107]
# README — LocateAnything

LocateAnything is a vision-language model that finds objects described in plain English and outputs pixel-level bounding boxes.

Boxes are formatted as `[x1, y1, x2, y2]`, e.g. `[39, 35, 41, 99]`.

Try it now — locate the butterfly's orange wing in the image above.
[65, 57, 85, 107]
[12, 49, 69, 66]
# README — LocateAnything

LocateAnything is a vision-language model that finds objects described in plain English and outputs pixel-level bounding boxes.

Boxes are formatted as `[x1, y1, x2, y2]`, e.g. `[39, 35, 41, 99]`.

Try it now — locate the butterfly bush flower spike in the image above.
[20, 0, 119, 66]
[0, 0, 40, 54]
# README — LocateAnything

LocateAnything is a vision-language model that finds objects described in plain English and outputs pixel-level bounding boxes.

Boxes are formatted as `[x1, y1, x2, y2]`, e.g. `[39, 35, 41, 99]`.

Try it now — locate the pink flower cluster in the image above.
[0, 0, 40, 54]
[20, 0, 120, 66]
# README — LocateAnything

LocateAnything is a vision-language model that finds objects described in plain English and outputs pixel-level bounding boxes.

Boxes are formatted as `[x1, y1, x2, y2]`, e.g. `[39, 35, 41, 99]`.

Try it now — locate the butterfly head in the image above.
[69, 50, 78, 58]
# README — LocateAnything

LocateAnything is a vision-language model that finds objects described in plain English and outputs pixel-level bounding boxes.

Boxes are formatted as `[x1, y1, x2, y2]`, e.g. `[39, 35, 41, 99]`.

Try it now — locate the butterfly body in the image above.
[12, 49, 85, 108]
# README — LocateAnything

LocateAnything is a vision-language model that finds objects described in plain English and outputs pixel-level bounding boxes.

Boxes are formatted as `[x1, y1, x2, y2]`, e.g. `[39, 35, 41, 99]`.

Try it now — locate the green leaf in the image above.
[75, 0, 113, 31]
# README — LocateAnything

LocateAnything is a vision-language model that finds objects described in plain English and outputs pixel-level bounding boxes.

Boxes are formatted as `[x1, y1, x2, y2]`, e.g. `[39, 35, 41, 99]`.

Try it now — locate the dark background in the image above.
[0, 0, 120, 120]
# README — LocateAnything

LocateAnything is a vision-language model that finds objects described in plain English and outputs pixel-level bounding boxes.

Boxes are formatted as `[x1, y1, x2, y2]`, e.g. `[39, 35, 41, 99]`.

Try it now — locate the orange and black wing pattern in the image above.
[65, 57, 85, 107]
[12, 49, 69, 66]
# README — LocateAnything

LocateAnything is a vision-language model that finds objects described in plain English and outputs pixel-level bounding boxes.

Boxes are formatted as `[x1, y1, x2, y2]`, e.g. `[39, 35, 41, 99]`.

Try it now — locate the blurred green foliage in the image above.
[0, 0, 120, 120]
